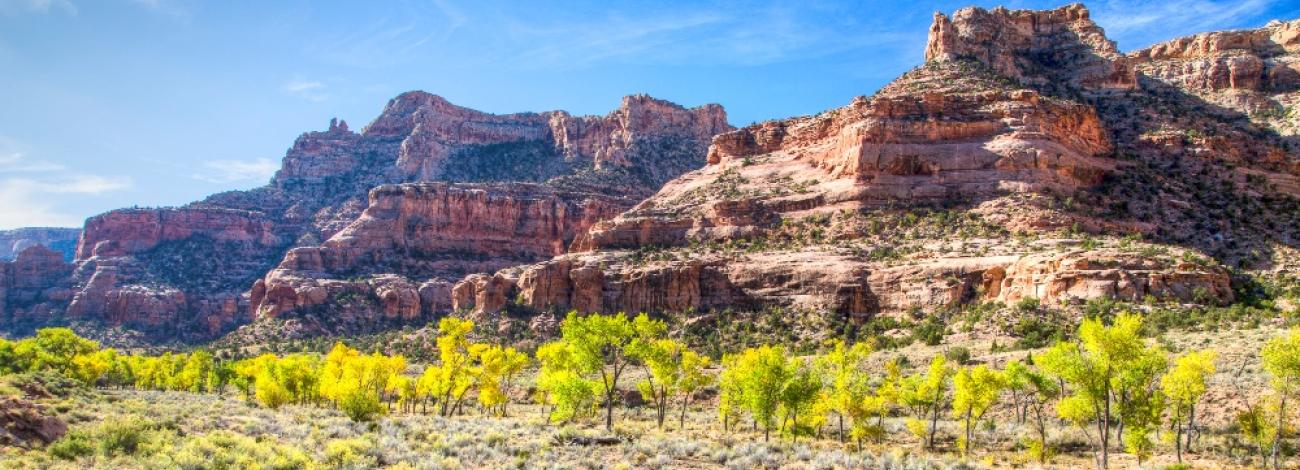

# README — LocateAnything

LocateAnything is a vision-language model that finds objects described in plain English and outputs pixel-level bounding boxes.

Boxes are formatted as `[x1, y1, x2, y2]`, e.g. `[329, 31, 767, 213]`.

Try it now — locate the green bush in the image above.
[10, 369, 84, 398]
[912, 316, 946, 346]
[1011, 317, 1067, 350]
[944, 347, 971, 365]
[338, 389, 385, 422]
[172, 431, 309, 470]
[47, 430, 94, 460]
[97, 418, 150, 456]
[1014, 297, 1040, 313]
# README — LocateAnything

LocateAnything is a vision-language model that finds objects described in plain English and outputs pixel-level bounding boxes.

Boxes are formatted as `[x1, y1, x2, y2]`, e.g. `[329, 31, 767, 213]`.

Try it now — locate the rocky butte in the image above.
[1, 93, 728, 340]
[451, 3, 1298, 340]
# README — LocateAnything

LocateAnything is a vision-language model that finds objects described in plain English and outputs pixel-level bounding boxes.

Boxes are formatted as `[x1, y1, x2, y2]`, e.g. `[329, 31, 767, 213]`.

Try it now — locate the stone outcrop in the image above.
[3, 92, 727, 340]
[1128, 18, 1299, 95]
[0, 246, 74, 327]
[60, 207, 281, 336]
[75, 207, 279, 259]
[583, 59, 1115, 250]
[453, 248, 1231, 321]
[362, 93, 730, 182]
[925, 4, 1135, 91]
[0, 397, 66, 449]
[987, 250, 1234, 306]
[1127, 18, 1300, 143]
[0, 228, 79, 262]
[250, 182, 629, 319]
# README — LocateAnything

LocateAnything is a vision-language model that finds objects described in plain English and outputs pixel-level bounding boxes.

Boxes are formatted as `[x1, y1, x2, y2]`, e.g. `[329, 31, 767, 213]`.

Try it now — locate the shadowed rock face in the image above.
[2, 94, 728, 340]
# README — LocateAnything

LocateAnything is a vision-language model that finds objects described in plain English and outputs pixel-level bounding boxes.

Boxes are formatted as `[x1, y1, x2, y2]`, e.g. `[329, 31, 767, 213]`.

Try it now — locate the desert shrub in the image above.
[96, 417, 152, 457]
[47, 429, 95, 460]
[1082, 297, 1122, 320]
[172, 431, 310, 470]
[1014, 297, 1040, 313]
[324, 436, 380, 469]
[912, 316, 946, 346]
[945, 347, 972, 365]
[1011, 317, 1068, 350]
[9, 369, 85, 398]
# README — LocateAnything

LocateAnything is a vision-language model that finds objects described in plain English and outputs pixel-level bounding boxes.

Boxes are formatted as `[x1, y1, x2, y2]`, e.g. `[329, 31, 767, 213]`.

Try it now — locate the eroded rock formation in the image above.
[250, 182, 630, 319]
[453, 247, 1231, 321]
[2, 93, 726, 340]
[583, 58, 1115, 251]
[0, 246, 74, 327]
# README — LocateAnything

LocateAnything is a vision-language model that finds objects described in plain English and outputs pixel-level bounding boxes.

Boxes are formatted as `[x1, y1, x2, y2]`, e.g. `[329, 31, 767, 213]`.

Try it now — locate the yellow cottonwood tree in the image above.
[900, 355, 953, 450]
[1261, 328, 1300, 470]
[952, 364, 1005, 456]
[814, 339, 873, 444]
[473, 344, 529, 416]
[1161, 349, 1217, 463]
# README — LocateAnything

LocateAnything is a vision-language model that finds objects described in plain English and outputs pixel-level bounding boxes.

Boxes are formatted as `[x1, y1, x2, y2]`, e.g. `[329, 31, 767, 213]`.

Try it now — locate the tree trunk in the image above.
[1035, 403, 1048, 464]
[1174, 409, 1183, 463]
[792, 409, 799, 443]
[963, 412, 973, 457]
[838, 414, 845, 443]
[928, 404, 940, 449]
[680, 396, 688, 430]
[1272, 384, 1287, 470]
[605, 389, 616, 430]
[1185, 403, 1195, 452]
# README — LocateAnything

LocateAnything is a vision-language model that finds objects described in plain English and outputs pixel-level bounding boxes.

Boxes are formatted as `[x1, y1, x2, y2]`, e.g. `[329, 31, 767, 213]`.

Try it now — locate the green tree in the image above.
[676, 348, 712, 430]
[717, 353, 744, 433]
[430, 317, 478, 416]
[71, 348, 119, 386]
[779, 359, 823, 442]
[1161, 349, 1217, 463]
[631, 338, 684, 429]
[1116, 346, 1167, 466]
[561, 311, 664, 430]
[0, 338, 17, 374]
[19, 328, 99, 376]
[952, 364, 1005, 456]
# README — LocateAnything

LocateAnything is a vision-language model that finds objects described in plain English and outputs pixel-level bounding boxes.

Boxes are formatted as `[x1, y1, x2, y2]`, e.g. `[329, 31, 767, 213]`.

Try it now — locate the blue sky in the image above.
[1, 0, 1296, 229]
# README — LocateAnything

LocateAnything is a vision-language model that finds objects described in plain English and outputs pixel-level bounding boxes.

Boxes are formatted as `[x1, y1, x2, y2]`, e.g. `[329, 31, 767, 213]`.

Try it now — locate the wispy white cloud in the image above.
[283, 79, 328, 102]
[0, 175, 131, 228]
[307, 0, 469, 69]
[489, 3, 916, 70]
[0, 0, 77, 16]
[192, 158, 278, 184]
[0, 152, 67, 172]
[1092, 0, 1276, 50]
